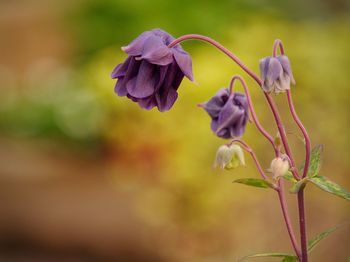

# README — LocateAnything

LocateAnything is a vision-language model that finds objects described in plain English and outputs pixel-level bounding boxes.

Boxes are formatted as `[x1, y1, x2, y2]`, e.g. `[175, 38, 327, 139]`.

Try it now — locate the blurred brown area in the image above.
[0, 138, 165, 261]
[0, 0, 349, 261]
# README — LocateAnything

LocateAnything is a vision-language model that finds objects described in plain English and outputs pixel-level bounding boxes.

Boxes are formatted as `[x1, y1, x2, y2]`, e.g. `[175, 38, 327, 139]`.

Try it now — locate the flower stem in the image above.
[229, 76, 278, 155]
[169, 34, 261, 84]
[170, 34, 303, 260]
[277, 179, 302, 259]
[263, 93, 300, 180]
[169, 34, 300, 180]
[298, 189, 308, 262]
[274, 39, 310, 262]
[230, 139, 268, 180]
[286, 90, 311, 178]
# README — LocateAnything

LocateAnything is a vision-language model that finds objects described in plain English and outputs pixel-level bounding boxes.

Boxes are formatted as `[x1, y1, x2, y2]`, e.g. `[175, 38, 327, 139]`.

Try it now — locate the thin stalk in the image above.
[229, 76, 278, 155]
[169, 34, 302, 260]
[230, 139, 268, 180]
[278, 179, 302, 259]
[274, 39, 310, 262]
[298, 189, 308, 262]
[286, 90, 311, 178]
[169, 35, 300, 180]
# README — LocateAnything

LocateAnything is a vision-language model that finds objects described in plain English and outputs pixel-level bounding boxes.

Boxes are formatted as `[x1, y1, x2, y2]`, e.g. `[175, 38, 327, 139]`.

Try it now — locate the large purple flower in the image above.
[201, 88, 249, 139]
[259, 55, 295, 93]
[111, 29, 194, 112]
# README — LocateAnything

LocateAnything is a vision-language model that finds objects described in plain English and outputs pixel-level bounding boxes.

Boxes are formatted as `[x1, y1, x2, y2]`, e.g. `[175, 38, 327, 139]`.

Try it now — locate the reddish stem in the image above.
[286, 90, 311, 178]
[278, 179, 302, 259]
[169, 34, 303, 261]
[229, 76, 278, 155]
[233, 138, 301, 258]
[298, 189, 308, 262]
[169, 34, 261, 84]
[273, 39, 285, 57]
[273, 39, 309, 262]
[230, 139, 268, 181]
[169, 34, 300, 180]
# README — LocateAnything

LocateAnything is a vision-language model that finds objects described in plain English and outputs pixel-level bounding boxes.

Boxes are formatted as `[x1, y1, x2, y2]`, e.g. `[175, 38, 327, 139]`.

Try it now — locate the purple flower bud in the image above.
[259, 55, 295, 93]
[111, 29, 194, 112]
[200, 88, 249, 139]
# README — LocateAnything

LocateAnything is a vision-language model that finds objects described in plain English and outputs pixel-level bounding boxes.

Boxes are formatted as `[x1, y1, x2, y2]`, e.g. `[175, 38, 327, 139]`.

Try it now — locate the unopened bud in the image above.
[214, 144, 245, 170]
[270, 157, 289, 179]
[274, 132, 282, 150]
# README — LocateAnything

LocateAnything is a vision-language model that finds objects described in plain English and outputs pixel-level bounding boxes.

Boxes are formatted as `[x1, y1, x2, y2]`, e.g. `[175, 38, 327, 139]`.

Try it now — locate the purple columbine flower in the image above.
[200, 88, 249, 139]
[111, 29, 194, 112]
[259, 55, 295, 93]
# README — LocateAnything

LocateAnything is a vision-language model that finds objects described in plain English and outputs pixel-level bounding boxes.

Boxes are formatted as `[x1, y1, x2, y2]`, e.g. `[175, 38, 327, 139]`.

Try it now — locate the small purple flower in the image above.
[200, 88, 249, 139]
[111, 29, 194, 112]
[259, 55, 295, 93]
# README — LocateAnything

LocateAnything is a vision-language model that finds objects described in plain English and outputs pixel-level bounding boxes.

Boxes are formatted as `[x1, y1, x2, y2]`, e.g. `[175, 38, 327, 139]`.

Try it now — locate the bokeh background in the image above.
[0, 0, 349, 261]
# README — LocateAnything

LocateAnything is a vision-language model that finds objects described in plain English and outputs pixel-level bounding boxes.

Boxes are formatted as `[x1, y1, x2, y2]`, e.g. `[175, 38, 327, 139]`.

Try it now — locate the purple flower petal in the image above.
[139, 35, 173, 66]
[259, 57, 270, 82]
[173, 49, 194, 81]
[126, 60, 156, 98]
[122, 31, 152, 56]
[138, 96, 158, 110]
[202, 88, 229, 118]
[114, 77, 127, 96]
[267, 57, 283, 82]
[277, 55, 295, 85]
[216, 97, 243, 135]
[156, 87, 178, 112]
[151, 28, 175, 45]
[111, 56, 132, 79]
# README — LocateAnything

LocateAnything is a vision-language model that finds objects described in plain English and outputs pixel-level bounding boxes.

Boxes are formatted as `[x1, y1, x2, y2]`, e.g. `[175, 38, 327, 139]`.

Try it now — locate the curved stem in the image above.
[169, 34, 300, 180]
[286, 90, 311, 178]
[273, 39, 285, 56]
[229, 76, 278, 155]
[278, 179, 302, 260]
[169, 34, 261, 84]
[230, 139, 268, 181]
[170, 34, 303, 259]
[264, 93, 300, 180]
[273, 39, 309, 262]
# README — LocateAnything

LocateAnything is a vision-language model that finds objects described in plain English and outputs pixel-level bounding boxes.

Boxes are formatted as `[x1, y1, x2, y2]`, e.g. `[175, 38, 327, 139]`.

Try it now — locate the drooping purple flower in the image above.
[200, 88, 249, 139]
[111, 29, 194, 112]
[259, 55, 295, 93]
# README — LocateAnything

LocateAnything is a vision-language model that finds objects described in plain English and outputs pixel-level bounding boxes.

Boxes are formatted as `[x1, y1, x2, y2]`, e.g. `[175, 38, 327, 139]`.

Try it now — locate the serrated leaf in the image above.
[309, 176, 350, 200]
[308, 224, 342, 253]
[283, 171, 297, 183]
[233, 178, 274, 189]
[238, 252, 296, 261]
[290, 178, 307, 193]
[299, 145, 323, 178]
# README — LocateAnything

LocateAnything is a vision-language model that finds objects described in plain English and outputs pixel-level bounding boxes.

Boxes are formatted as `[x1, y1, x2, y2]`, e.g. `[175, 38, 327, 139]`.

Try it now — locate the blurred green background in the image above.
[0, 0, 349, 261]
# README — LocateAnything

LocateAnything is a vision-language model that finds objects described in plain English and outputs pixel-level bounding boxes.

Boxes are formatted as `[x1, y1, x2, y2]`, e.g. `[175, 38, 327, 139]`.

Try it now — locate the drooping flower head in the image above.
[111, 29, 194, 112]
[214, 144, 245, 170]
[259, 55, 295, 93]
[200, 88, 249, 139]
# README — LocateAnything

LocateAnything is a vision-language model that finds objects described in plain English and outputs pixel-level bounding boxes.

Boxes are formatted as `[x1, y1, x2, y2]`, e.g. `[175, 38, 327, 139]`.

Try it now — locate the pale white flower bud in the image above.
[214, 144, 245, 170]
[270, 157, 290, 179]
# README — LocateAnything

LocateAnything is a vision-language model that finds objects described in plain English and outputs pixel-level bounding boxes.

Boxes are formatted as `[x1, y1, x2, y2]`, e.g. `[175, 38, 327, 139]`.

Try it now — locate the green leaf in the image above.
[309, 176, 350, 200]
[238, 252, 296, 261]
[233, 178, 274, 189]
[308, 224, 343, 253]
[281, 257, 298, 262]
[299, 145, 323, 178]
[283, 171, 297, 183]
[290, 178, 308, 193]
